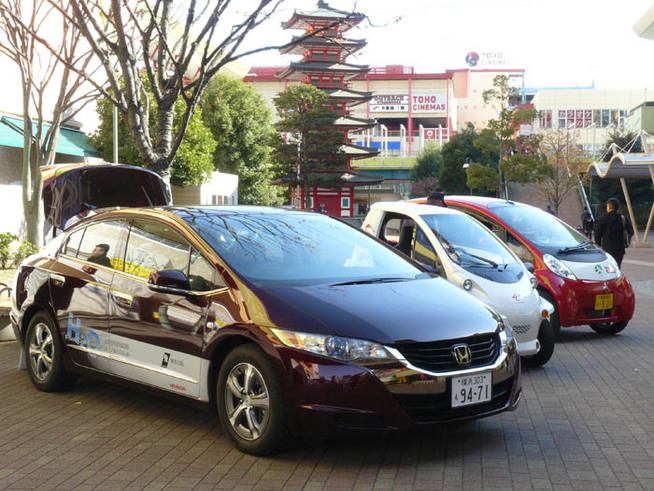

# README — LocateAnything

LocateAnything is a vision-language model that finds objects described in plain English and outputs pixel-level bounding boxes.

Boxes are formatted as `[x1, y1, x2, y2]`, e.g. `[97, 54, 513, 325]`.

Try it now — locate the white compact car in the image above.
[363, 201, 555, 367]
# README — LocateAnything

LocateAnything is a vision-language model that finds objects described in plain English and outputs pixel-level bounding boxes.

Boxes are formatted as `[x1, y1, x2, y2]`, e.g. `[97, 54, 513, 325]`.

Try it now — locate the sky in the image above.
[243, 0, 654, 90]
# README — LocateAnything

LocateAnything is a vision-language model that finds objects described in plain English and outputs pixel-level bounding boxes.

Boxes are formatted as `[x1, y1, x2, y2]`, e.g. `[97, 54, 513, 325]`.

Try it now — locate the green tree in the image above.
[440, 124, 493, 193]
[273, 84, 345, 209]
[410, 145, 443, 197]
[467, 162, 498, 193]
[93, 86, 215, 187]
[482, 75, 547, 196]
[200, 75, 281, 205]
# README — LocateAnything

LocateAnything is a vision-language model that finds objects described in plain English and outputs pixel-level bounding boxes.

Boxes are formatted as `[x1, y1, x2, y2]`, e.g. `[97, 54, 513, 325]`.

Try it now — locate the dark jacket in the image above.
[595, 211, 633, 255]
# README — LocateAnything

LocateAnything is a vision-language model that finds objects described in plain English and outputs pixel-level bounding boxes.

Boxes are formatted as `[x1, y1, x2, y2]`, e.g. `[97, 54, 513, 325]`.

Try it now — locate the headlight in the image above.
[530, 276, 538, 289]
[543, 254, 577, 280]
[605, 255, 621, 277]
[270, 328, 394, 364]
[462, 278, 473, 291]
[497, 322, 514, 347]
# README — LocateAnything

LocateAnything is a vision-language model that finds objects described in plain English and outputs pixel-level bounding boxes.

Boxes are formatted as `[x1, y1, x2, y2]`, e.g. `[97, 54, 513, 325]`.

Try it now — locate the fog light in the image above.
[463, 279, 473, 291]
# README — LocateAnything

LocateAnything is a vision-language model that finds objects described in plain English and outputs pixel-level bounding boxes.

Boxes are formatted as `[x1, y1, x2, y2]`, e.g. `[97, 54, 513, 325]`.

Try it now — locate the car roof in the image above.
[444, 195, 523, 209]
[371, 201, 463, 217]
[82, 205, 325, 223]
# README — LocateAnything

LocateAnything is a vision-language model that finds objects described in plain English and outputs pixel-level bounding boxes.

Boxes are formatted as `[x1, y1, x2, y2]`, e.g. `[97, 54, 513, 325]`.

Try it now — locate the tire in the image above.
[589, 321, 628, 335]
[216, 344, 289, 455]
[538, 289, 561, 337]
[25, 312, 75, 391]
[522, 319, 555, 367]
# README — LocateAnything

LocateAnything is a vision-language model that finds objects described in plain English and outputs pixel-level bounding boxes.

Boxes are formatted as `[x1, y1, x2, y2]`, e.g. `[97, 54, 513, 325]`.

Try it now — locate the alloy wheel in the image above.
[28, 322, 54, 382]
[224, 362, 270, 441]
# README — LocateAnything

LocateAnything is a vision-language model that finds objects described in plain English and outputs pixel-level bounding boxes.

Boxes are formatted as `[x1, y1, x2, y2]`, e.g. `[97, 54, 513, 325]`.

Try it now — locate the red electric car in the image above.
[11, 206, 521, 455]
[438, 196, 635, 336]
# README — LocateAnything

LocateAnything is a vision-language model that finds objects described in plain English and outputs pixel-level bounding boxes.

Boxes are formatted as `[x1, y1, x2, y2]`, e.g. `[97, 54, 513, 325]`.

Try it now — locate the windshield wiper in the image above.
[461, 251, 498, 268]
[558, 241, 591, 254]
[330, 277, 413, 286]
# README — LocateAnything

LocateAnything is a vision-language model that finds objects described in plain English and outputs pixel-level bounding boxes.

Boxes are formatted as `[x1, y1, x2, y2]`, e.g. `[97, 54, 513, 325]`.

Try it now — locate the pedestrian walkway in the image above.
[0, 249, 654, 489]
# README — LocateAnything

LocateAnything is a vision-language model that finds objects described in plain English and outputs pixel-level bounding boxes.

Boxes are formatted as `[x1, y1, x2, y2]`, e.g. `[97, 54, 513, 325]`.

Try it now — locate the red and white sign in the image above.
[423, 128, 446, 140]
[412, 93, 447, 113]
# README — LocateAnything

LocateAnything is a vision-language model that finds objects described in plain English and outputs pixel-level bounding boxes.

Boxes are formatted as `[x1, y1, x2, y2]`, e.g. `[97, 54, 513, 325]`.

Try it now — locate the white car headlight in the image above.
[270, 328, 394, 364]
[543, 254, 577, 280]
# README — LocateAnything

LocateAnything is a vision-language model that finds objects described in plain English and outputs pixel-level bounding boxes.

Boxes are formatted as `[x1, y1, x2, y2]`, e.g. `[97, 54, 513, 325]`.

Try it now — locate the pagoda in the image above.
[278, 1, 380, 217]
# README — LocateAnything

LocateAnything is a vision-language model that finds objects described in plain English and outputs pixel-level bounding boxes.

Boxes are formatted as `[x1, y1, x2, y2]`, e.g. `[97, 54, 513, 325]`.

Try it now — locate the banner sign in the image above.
[370, 93, 447, 113]
[369, 94, 408, 112]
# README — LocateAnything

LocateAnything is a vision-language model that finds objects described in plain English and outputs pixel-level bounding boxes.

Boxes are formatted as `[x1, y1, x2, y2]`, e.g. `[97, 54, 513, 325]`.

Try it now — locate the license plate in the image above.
[451, 372, 492, 408]
[595, 293, 613, 310]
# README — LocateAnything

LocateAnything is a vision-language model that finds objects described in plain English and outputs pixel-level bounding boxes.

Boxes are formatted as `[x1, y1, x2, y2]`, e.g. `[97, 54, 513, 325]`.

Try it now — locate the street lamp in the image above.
[463, 158, 471, 195]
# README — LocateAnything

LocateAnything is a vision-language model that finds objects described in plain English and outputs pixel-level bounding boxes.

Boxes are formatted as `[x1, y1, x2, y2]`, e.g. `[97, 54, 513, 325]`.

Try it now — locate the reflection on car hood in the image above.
[252, 277, 500, 344]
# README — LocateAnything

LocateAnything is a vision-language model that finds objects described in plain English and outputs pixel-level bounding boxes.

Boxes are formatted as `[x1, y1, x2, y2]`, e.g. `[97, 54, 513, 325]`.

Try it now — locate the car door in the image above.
[107, 217, 211, 398]
[50, 219, 127, 369]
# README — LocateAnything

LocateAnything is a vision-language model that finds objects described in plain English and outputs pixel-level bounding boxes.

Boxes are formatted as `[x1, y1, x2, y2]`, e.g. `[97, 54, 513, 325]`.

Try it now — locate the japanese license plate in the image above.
[451, 372, 492, 408]
[595, 293, 613, 310]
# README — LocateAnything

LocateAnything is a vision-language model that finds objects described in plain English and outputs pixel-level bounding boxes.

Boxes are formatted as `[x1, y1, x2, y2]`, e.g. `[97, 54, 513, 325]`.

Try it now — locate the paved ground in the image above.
[1, 248, 654, 490]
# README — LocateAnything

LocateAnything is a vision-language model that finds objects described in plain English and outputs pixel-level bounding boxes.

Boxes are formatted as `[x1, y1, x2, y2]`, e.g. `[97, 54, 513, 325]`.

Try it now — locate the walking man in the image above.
[595, 198, 633, 268]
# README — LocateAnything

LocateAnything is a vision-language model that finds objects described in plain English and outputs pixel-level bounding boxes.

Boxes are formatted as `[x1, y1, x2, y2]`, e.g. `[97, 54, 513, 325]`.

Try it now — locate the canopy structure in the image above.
[585, 135, 654, 247]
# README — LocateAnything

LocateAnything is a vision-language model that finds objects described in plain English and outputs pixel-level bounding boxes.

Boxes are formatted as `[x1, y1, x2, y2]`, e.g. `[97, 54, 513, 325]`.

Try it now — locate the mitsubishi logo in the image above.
[452, 344, 472, 367]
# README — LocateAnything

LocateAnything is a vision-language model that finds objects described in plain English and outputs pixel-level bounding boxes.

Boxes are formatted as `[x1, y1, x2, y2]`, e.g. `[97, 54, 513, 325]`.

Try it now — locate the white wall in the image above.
[0, 184, 25, 236]
[171, 171, 239, 206]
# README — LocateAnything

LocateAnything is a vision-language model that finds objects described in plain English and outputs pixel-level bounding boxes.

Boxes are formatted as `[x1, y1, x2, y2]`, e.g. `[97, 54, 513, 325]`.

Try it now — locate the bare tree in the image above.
[536, 129, 589, 214]
[56, 0, 357, 181]
[0, 0, 101, 245]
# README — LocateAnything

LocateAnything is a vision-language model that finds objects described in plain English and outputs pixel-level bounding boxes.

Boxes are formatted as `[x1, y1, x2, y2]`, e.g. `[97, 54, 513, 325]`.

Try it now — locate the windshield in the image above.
[492, 204, 597, 252]
[421, 213, 518, 267]
[185, 210, 421, 285]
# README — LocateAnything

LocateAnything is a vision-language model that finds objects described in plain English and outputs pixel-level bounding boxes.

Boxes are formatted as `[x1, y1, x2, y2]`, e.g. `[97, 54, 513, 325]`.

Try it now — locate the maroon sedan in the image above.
[11, 207, 521, 455]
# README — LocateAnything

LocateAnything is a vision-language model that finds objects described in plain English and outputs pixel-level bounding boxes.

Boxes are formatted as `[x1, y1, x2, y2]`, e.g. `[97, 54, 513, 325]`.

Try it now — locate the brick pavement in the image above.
[1, 247, 654, 489]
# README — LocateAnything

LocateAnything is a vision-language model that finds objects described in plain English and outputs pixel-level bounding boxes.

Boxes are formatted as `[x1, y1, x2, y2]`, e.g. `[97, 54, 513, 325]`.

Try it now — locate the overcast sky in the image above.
[243, 0, 654, 89]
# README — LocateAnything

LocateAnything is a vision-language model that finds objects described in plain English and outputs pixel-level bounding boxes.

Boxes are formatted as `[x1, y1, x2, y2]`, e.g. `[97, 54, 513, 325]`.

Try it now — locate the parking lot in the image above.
[1, 247, 654, 490]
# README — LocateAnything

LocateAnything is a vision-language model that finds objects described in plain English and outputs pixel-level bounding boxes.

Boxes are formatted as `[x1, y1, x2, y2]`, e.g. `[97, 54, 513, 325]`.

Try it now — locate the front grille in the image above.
[587, 308, 612, 319]
[393, 377, 514, 423]
[393, 333, 499, 372]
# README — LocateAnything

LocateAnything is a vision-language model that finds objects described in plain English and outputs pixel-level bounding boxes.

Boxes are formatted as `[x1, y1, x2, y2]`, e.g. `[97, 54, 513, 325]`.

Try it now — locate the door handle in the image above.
[112, 290, 134, 307]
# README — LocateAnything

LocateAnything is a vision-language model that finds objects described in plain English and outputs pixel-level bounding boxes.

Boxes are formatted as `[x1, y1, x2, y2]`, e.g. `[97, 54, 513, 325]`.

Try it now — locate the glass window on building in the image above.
[540, 110, 552, 129]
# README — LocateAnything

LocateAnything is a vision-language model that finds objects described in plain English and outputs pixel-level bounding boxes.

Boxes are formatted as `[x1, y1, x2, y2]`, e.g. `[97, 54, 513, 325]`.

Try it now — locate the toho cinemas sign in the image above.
[412, 93, 446, 113]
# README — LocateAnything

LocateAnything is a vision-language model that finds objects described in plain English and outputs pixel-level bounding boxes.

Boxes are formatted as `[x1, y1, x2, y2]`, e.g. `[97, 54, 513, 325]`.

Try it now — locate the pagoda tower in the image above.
[278, 1, 380, 217]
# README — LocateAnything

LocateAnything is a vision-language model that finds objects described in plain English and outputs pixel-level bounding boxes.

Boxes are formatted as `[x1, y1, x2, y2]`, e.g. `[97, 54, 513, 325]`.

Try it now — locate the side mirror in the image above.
[148, 269, 191, 295]
[524, 262, 535, 274]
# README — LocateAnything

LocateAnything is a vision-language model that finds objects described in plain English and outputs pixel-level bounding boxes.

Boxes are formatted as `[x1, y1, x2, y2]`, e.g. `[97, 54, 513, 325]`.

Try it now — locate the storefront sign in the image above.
[369, 94, 408, 112]
[412, 93, 446, 113]
[465, 51, 511, 68]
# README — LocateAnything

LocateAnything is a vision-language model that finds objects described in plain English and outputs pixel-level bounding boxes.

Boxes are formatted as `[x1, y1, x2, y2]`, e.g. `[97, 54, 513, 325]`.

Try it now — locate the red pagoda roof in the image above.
[277, 61, 370, 81]
[281, 36, 366, 56]
[282, 1, 366, 31]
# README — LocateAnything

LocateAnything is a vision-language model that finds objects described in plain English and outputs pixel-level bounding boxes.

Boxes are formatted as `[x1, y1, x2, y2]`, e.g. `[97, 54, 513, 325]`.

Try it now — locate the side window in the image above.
[63, 228, 85, 257]
[381, 217, 402, 244]
[125, 220, 191, 280]
[189, 250, 226, 291]
[76, 220, 125, 269]
[506, 231, 534, 263]
[414, 227, 444, 275]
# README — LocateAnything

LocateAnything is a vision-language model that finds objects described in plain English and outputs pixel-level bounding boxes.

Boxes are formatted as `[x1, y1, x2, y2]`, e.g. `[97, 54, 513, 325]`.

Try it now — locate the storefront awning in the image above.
[0, 115, 99, 157]
[586, 153, 654, 179]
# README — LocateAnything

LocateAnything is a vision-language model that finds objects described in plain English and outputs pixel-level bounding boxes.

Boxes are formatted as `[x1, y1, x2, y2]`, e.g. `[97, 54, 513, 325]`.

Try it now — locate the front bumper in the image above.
[542, 273, 635, 327]
[277, 338, 521, 438]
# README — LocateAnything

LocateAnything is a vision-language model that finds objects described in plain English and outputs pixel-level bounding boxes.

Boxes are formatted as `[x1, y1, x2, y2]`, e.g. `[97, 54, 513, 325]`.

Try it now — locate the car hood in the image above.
[250, 277, 500, 345]
[560, 254, 621, 281]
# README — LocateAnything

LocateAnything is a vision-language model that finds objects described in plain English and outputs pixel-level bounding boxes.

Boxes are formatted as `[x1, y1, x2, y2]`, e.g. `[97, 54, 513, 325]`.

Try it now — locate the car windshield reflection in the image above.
[421, 214, 517, 268]
[492, 204, 598, 252]
[184, 209, 421, 286]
